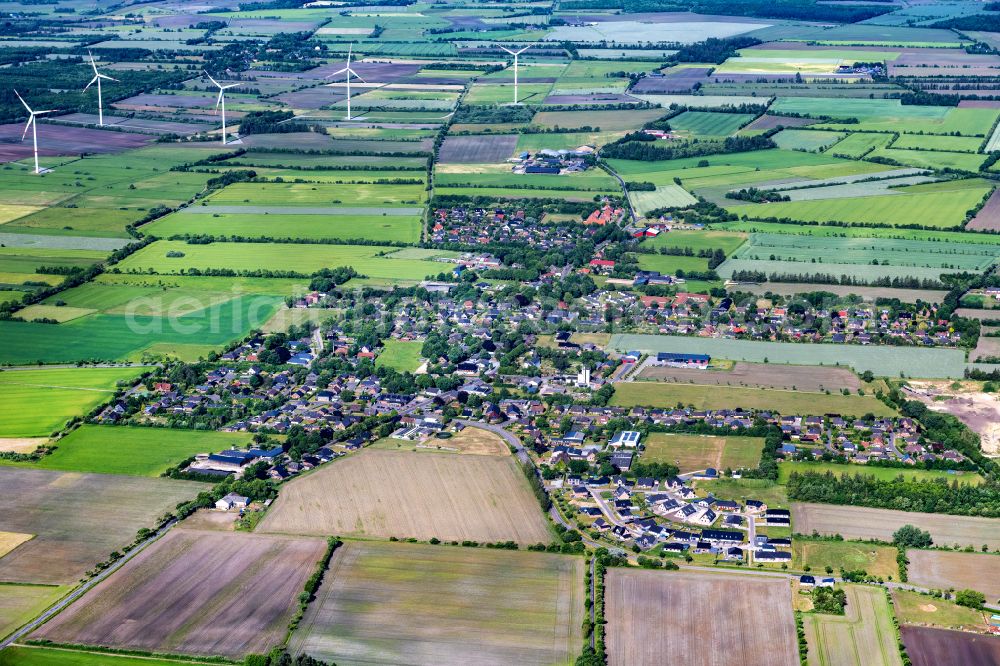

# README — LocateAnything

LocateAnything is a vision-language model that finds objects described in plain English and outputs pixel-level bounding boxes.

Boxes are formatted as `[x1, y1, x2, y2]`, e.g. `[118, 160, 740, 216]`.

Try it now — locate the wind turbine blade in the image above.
[203, 71, 220, 88]
[499, 46, 515, 55]
[222, 83, 239, 90]
[216, 89, 224, 109]
[325, 67, 349, 78]
[34, 109, 57, 115]
[84, 75, 99, 92]
[89, 50, 99, 75]
[21, 115, 34, 141]
[99, 74, 118, 82]
[13, 89, 31, 114]
[515, 45, 531, 55]
[347, 68, 366, 83]
[347, 43, 353, 62]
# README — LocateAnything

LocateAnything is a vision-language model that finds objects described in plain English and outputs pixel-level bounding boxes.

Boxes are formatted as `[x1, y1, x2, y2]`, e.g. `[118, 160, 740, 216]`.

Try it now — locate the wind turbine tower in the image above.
[204, 71, 238, 144]
[325, 44, 366, 121]
[84, 51, 117, 126]
[14, 90, 56, 175]
[499, 44, 531, 105]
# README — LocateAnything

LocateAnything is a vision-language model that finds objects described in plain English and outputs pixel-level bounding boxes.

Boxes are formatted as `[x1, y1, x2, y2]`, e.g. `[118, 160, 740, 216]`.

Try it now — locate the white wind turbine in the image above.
[325, 44, 365, 121]
[204, 71, 238, 144]
[14, 90, 56, 175]
[84, 50, 117, 126]
[499, 44, 531, 105]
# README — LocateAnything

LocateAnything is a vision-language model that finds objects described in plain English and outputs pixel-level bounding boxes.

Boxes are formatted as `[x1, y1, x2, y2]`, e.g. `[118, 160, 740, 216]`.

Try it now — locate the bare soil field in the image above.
[175, 509, 238, 532]
[907, 550, 1000, 602]
[0, 123, 152, 163]
[257, 449, 552, 544]
[902, 626, 1000, 666]
[803, 585, 902, 666]
[971, 336, 1000, 362]
[34, 530, 327, 659]
[0, 468, 204, 584]
[288, 541, 584, 666]
[438, 134, 518, 163]
[605, 569, 798, 666]
[727, 282, 949, 303]
[905, 381, 1000, 455]
[638, 361, 861, 392]
[791, 503, 1000, 550]
[0, 438, 45, 453]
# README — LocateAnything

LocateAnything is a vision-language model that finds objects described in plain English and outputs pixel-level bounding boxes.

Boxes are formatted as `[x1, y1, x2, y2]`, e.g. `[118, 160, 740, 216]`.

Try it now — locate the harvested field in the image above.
[0, 123, 151, 163]
[637, 361, 861, 392]
[803, 585, 902, 666]
[438, 134, 518, 163]
[0, 468, 204, 584]
[288, 541, 584, 666]
[257, 449, 552, 544]
[605, 569, 798, 666]
[902, 626, 1000, 666]
[907, 550, 1000, 602]
[0, 531, 32, 558]
[968, 188, 1000, 231]
[791, 503, 1000, 550]
[34, 530, 327, 659]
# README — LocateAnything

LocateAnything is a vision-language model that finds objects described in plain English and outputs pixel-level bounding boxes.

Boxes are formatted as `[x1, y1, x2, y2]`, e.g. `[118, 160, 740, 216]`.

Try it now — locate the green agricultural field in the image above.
[143, 212, 422, 243]
[0, 367, 144, 438]
[434, 185, 605, 201]
[464, 82, 553, 105]
[0, 294, 285, 365]
[645, 229, 747, 254]
[636, 253, 709, 274]
[695, 477, 790, 508]
[435, 169, 619, 191]
[0, 425, 249, 477]
[803, 586, 903, 666]
[773, 129, 844, 152]
[0, 584, 69, 642]
[609, 333, 966, 378]
[826, 132, 895, 158]
[630, 184, 697, 215]
[668, 111, 755, 137]
[203, 181, 426, 206]
[611, 383, 895, 416]
[0, 646, 217, 666]
[642, 432, 763, 472]
[515, 130, 629, 152]
[726, 186, 990, 229]
[731, 233, 999, 270]
[0, 247, 106, 275]
[777, 462, 984, 485]
[531, 108, 666, 131]
[717, 220, 1000, 246]
[866, 147, 987, 172]
[375, 340, 423, 373]
[891, 134, 984, 153]
[115, 241, 455, 281]
[793, 539, 899, 579]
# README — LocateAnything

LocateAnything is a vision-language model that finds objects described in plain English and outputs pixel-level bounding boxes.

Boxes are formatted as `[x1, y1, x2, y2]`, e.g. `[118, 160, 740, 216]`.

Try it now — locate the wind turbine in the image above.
[499, 44, 531, 105]
[14, 90, 56, 175]
[83, 50, 117, 126]
[325, 44, 365, 121]
[204, 71, 238, 144]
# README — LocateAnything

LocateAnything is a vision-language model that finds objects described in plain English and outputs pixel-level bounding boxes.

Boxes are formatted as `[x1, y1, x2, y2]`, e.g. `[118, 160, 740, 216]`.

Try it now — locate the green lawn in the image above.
[693, 477, 789, 508]
[612, 383, 896, 416]
[793, 539, 899, 579]
[375, 340, 424, 373]
[645, 230, 747, 255]
[0, 425, 250, 477]
[642, 432, 763, 472]
[636, 254, 709, 275]
[892, 589, 987, 632]
[0, 367, 145, 438]
[778, 461, 984, 485]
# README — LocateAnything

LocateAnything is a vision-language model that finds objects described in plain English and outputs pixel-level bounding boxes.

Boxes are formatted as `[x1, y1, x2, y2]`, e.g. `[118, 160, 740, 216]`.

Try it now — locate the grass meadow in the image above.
[0, 367, 144, 438]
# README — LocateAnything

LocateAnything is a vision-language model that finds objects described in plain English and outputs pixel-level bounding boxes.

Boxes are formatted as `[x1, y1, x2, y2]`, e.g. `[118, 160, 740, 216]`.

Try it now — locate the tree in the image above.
[955, 589, 986, 610]
[893, 524, 933, 549]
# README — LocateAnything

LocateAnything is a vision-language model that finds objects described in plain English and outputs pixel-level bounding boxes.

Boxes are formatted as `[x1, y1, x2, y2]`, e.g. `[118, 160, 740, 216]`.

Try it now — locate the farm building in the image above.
[216, 493, 249, 511]
[609, 431, 642, 448]
[655, 352, 710, 369]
